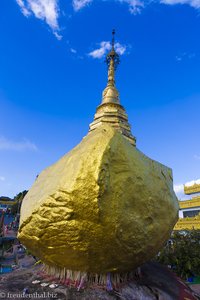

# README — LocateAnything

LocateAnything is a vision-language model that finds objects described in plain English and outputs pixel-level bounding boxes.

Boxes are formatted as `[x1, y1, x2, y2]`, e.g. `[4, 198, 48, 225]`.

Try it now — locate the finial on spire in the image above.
[106, 29, 120, 70]
[112, 29, 115, 49]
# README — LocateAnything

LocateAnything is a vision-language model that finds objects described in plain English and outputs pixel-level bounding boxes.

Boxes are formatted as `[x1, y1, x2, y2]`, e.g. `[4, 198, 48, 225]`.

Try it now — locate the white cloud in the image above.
[72, 0, 145, 13]
[16, 0, 61, 38]
[173, 183, 190, 200]
[115, 42, 126, 55]
[174, 183, 184, 194]
[0, 176, 5, 181]
[72, 0, 200, 14]
[118, 0, 145, 14]
[0, 137, 38, 152]
[16, 0, 31, 16]
[72, 0, 93, 11]
[70, 48, 77, 54]
[88, 41, 127, 59]
[161, 0, 200, 9]
[185, 178, 200, 187]
[53, 31, 62, 40]
[174, 179, 200, 200]
[89, 41, 111, 59]
[16, 0, 200, 39]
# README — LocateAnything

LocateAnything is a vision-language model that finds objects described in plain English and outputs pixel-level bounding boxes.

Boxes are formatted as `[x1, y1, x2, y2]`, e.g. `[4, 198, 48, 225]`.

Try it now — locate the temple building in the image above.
[174, 180, 200, 230]
[0, 197, 15, 213]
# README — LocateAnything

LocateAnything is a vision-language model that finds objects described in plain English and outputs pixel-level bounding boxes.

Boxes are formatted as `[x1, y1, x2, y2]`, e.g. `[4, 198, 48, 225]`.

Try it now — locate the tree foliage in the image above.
[156, 230, 200, 280]
[11, 190, 28, 215]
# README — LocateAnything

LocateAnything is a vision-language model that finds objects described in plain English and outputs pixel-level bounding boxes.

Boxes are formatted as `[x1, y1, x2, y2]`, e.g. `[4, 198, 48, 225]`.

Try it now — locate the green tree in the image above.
[11, 190, 28, 215]
[156, 230, 200, 280]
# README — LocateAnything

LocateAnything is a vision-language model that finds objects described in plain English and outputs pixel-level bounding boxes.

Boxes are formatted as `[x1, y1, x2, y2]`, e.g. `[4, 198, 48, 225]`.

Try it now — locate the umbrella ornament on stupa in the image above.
[18, 31, 179, 289]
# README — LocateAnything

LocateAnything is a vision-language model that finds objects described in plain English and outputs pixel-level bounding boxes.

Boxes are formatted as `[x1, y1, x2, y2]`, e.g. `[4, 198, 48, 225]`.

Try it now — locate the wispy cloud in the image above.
[174, 183, 184, 194]
[16, 0, 31, 16]
[175, 52, 196, 62]
[0, 176, 5, 181]
[16, 0, 200, 39]
[0, 137, 38, 152]
[175, 179, 200, 191]
[88, 41, 111, 59]
[123, 0, 200, 11]
[88, 41, 127, 59]
[174, 183, 190, 200]
[174, 179, 200, 200]
[161, 0, 200, 9]
[72, 0, 93, 11]
[118, 0, 145, 14]
[73, 0, 200, 13]
[72, 0, 145, 14]
[16, 0, 61, 39]
[70, 48, 77, 54]
[115, 42, 127, 55]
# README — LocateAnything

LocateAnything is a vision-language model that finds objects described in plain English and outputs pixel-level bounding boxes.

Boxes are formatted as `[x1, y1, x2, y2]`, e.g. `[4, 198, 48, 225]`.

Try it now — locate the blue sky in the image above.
[0, 0, 200, 199]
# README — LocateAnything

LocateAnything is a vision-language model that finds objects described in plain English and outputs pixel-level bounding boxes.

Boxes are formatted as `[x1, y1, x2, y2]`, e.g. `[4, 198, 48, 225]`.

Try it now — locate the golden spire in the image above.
[102, 30, 120, 104]
[89, 30, 136, 146]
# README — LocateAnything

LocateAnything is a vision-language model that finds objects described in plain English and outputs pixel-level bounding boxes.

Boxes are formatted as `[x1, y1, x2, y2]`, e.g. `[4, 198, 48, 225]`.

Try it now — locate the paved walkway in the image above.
[190, 284, 200, 295]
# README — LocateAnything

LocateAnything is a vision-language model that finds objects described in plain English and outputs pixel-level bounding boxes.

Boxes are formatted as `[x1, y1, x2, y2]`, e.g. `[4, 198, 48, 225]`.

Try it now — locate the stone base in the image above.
[0, 262, 198, 300]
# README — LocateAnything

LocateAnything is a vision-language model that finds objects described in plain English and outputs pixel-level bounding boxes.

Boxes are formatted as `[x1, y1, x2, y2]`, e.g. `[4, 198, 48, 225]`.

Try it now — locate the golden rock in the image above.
[18, 32, 178, 275]
[18, 125, 178, 273]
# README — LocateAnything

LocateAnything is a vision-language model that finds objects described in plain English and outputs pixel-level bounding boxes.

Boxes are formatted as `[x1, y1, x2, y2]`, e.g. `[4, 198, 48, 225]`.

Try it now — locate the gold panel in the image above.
[174, 215, 200, 230]
[184, 184, 200, 195]
[179, 196, 200, 209]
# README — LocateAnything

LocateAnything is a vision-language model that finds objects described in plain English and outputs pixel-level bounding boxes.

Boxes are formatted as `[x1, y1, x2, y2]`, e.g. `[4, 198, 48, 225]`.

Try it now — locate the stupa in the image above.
[89, 31, 136, 146]
[18, 31, 179, 288]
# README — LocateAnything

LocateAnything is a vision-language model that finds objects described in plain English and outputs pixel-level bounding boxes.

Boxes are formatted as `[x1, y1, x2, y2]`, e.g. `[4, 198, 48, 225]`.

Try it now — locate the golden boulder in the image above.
[18, 125, 178, 273]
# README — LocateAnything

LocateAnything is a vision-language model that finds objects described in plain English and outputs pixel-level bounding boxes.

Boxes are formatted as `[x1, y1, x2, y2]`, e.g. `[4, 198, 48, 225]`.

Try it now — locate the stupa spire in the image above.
[106, 29, 119, 85]
[89, 30, 136, 146]
[102, 30, 120, 104]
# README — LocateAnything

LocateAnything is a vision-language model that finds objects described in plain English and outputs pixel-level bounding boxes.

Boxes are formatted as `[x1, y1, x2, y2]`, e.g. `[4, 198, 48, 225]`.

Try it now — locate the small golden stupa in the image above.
[18, 31, 178, 287]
